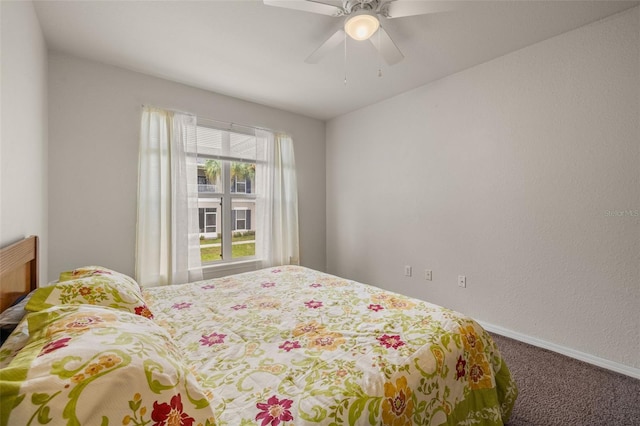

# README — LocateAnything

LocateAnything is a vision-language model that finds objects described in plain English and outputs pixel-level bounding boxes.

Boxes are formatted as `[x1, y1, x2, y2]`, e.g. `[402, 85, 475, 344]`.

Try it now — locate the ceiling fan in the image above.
[263, 0, 456, 65]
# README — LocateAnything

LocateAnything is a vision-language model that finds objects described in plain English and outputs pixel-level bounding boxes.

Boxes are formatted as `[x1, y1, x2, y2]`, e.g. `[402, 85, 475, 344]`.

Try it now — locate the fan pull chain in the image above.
[377, 27, 383, 78]
[344, 34, 348, 86]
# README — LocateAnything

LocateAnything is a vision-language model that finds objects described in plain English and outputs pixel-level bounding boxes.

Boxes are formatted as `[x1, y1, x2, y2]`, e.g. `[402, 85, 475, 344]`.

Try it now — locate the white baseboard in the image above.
[478, 321, 640, 380]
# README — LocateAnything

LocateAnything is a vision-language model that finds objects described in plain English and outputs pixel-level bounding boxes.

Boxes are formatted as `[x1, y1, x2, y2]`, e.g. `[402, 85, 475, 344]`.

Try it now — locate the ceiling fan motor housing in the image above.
[343, 0, 380, 15]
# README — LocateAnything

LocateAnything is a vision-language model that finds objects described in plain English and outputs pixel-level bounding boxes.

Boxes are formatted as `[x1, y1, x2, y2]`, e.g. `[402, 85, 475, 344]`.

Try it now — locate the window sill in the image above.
[201, 259, 263, 279]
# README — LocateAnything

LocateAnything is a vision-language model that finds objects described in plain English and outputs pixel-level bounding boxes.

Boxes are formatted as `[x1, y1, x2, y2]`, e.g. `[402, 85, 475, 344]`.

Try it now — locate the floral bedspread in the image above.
[143, 266, 517, 425]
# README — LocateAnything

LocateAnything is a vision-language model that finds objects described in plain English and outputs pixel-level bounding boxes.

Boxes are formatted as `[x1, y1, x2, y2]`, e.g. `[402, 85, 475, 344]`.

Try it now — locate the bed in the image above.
[0, 236, 517, 425]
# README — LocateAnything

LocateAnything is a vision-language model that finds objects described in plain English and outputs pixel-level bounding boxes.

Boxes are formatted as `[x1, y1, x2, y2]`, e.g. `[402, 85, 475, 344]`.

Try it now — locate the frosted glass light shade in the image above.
[344, 12, 380, 41]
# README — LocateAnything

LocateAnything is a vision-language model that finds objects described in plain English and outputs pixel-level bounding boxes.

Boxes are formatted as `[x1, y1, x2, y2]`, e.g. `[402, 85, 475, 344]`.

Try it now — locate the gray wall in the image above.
[326, 8, 639, 372]
[1, 1, 49, 281]
[47, 53, 326, 282]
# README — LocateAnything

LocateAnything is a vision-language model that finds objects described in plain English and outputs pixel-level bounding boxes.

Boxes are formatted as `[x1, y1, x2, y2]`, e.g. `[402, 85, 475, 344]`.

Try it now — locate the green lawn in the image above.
[200, 243, 255, 262]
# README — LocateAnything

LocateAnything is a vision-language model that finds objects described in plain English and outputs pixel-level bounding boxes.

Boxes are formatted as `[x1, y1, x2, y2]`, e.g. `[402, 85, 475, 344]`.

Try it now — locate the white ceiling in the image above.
[33, 0, 638, 120]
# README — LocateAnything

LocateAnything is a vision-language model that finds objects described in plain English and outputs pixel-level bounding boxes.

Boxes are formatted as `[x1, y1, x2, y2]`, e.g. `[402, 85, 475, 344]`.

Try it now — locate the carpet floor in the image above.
[490, 333, 640, 426]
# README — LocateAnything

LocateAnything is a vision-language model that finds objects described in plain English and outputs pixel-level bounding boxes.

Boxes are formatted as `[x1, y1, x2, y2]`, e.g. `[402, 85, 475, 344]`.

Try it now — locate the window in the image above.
[196, 125, 256, 264]
[232, 178, 248, 193]
[137, 107, 300, 285]
[199, 208, 217, 233]
[232, 208, 251, 231]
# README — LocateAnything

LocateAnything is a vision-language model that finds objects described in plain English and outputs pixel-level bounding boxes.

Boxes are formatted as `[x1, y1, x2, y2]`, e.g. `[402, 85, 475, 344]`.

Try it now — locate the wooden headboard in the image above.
[0, 236, 38, 312]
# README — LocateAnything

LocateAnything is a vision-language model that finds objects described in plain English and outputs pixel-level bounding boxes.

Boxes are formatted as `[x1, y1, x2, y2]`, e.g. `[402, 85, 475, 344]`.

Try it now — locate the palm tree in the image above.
[230, 162, 255, 193]
[204, 159, 221, 186]
[230, 162, 255, 181]
[204, 160, 255, 190]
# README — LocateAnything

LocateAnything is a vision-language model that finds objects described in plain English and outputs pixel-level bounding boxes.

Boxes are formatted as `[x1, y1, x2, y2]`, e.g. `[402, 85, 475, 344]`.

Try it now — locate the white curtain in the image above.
[256, 132, 300, 268]
[136, 106, 203, 287]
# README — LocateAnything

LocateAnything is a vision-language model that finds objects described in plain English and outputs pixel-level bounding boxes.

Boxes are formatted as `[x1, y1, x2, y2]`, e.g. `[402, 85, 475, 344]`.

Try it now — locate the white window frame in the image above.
[204, 208, 217, 233]
[234, 208, 247, 231]
[197, 124, 257, 265]
[234, 178, 247, 193]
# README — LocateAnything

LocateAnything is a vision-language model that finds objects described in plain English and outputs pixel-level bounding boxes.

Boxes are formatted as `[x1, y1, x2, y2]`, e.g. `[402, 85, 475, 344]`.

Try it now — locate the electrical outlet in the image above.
[404, 265, 412, 277]
[458, 275, 466, 288]
[425, 270, 432, 281]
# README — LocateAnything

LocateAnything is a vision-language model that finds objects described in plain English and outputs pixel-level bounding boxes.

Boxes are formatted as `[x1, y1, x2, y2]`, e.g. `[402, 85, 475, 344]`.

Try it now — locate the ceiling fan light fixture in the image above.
[344, 11, 380, 41]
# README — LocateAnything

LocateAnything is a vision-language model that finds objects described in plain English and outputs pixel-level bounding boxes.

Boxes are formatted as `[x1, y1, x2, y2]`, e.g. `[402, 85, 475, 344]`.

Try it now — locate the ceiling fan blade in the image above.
[369, 27, 403, 65]
[263, 0, 344, 17]
[305, 29, 346, 64]
[382, 1, 459, 18]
